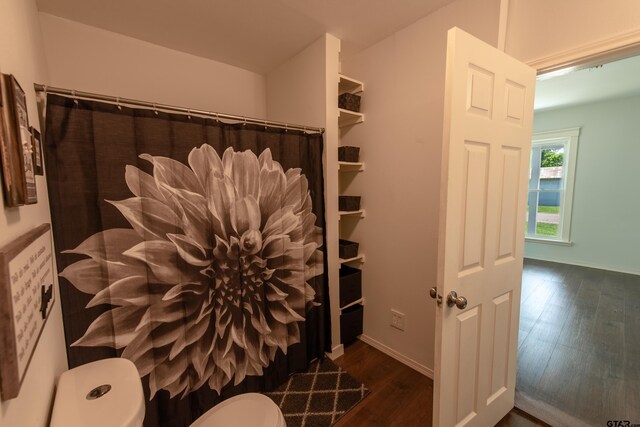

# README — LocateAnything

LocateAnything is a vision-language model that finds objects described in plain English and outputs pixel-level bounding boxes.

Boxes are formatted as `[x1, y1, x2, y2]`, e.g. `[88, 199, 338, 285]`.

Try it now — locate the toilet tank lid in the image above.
[50, 358, 145, 427]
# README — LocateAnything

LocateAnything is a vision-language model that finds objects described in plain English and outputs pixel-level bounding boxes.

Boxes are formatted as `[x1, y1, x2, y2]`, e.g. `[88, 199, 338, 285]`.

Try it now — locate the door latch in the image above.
[429, 287, 442, 306]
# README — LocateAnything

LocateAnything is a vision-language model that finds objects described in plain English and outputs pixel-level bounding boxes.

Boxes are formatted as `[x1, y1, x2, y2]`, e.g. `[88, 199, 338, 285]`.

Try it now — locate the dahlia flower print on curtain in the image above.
[60, 145, 323, 397]
[44, 94, 327, 426]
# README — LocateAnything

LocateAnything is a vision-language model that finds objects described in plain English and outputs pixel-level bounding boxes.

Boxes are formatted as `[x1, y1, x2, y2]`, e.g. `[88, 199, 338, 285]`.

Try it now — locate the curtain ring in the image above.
[243, 117, 247, 126]
[116, 97, 122, 110]
[264, 120, 268, 130]
[215, 113, 219, 123]
[284, 124, 288, 132]
[187, 109, 191, 120]
[72, 89, 78, 106]
[153, 104, 158, 115]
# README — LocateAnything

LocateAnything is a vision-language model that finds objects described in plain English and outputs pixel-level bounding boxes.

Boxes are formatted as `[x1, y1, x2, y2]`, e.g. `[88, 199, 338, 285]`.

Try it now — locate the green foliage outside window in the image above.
[541, 149, 563, 167]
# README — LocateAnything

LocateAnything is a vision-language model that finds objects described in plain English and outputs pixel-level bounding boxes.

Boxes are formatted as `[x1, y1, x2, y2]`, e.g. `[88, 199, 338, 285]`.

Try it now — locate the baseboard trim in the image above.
[325, 344, 344, 360]
[358, 334, 434, 379]
[524, 255, 640, 276]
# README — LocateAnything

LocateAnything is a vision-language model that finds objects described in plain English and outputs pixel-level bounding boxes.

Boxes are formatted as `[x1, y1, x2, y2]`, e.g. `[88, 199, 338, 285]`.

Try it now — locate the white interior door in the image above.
[433, 27, 536, 427]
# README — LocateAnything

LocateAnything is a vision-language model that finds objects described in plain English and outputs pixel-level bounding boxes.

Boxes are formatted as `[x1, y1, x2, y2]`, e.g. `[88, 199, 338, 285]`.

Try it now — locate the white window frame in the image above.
[526, 127, 580, 244]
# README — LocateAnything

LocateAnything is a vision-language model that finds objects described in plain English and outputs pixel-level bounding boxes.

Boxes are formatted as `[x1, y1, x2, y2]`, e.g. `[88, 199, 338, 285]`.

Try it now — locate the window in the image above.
[526, 128, 579, 243]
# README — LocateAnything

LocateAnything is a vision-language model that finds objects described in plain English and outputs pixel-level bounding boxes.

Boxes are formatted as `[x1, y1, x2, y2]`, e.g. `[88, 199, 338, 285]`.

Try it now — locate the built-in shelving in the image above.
[339, 209, 365, 218]
[337, 72, 365, 350]
[339, 74, 364, 95]
[340, 254, 365, 264]
[338, 161, 365, 171]
[338, 108, 364, 128]
[340, 297, 365, 311]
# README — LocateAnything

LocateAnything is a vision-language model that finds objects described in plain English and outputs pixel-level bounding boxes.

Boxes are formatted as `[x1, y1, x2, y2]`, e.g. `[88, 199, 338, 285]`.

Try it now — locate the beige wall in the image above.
[266, 36, 328, 129]
[0, 1, 68, 427]
[38, 13, 267, 118]
[266, 35, 343, 352]
[505, 0, 640, 64]
[0, 9, 269, 427]
[340, 0, 501, 371]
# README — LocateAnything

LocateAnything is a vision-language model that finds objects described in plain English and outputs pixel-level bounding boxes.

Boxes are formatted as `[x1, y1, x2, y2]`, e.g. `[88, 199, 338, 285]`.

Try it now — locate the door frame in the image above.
[527, 29, 640, 76]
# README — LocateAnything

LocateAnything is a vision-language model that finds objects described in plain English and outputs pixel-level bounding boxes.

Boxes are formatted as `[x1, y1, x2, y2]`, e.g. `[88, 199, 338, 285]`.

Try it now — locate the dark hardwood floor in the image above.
[517, 259, 640, 426]
[333, 340, 547, 426]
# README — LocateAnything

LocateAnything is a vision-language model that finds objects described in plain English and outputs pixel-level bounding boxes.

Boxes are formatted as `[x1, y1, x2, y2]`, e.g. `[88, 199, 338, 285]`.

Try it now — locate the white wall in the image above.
[340, 0, 501, 371]
[505, 0, 640, 64]
[266, 37, 328, 129]
[0, 1, 68, 426]
[526, 95, 640, 274]
[266, 35, 343, 353]
[38, 13, 267, 118]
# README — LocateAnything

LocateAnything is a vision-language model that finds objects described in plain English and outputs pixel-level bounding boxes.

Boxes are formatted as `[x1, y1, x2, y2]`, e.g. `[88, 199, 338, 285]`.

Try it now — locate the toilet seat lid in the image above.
[191, 393, 283, 427]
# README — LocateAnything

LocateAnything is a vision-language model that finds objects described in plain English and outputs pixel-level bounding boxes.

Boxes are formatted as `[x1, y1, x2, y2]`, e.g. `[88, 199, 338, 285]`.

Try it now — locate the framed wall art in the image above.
[0, 224, 55, 400]
[0, 73, 37, 207]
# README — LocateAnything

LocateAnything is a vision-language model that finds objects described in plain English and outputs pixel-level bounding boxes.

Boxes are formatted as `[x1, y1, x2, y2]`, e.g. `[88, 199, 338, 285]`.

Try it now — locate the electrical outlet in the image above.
[390, 309, 405, 331]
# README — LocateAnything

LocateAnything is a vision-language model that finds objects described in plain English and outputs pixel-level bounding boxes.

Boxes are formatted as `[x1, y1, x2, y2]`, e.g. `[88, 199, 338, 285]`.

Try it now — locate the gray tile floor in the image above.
[517, 259, 640, 426]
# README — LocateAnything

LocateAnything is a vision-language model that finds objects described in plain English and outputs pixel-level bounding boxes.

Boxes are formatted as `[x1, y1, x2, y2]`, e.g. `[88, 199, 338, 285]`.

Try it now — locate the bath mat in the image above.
[265, 358, 369, 426]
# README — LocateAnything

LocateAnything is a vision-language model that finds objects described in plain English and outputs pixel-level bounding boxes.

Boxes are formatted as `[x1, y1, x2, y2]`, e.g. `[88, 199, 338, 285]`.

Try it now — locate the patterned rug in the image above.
[265, 358, 369, 426]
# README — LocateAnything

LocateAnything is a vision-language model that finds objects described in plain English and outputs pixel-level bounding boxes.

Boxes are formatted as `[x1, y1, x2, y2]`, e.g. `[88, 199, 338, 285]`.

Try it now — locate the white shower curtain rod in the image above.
[33, 83, 324, 134]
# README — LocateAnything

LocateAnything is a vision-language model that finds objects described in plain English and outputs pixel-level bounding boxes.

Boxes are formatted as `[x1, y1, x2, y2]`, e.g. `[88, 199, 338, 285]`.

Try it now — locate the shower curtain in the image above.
[44, 94, 328, 427]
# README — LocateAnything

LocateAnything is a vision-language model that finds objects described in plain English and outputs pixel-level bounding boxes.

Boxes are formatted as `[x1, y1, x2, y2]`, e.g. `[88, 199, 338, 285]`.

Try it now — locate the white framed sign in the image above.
[0, 224, 55, 400]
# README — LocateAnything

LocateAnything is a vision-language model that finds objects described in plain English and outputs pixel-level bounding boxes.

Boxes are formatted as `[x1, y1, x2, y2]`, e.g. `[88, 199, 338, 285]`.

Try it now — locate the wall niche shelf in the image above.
[340, 254, 365, 264]
[339, 74, 364, 95]
[339, 209, 365, 218]
[340, 297, 365, 311]
[338, 108, 364, 128]
[338, 161, 365, 171]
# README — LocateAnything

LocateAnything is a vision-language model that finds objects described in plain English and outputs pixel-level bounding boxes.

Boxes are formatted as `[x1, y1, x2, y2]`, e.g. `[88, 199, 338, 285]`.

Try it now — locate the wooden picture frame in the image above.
[0, 224, 55, 400]
[0, 74, 37, 206]
[30, 127, 43, 176]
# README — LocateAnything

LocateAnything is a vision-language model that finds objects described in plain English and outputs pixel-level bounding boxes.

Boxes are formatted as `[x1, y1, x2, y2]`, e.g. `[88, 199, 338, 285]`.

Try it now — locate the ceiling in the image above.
[535, 54, 640, 111]
[36, 0, 458, 74]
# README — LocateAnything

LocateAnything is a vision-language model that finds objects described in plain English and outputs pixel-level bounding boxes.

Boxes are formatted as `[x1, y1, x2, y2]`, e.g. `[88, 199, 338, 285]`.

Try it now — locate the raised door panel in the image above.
[496, 147, 522, 262]
[459, 141, 489, 275]
[487, 292, 513, 404]
[456, 306, 482, 425]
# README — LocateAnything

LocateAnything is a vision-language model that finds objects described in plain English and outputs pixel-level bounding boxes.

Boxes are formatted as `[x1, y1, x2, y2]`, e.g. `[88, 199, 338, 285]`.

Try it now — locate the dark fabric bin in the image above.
[339, 265, 362, 307]
[339, 239, 359, 259]
[338, 146, 360, 162]
[339, 195, 361, 211]
[340, 304, 363, 344]
[338, 93, 361, 112]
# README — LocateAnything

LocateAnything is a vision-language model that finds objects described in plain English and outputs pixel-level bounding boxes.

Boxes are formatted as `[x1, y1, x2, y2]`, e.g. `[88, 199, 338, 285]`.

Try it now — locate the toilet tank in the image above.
[50, 358, 145, 427]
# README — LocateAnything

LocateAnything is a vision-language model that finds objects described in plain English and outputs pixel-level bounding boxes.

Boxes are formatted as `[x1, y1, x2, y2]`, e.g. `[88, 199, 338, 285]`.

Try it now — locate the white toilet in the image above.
[190, 393, 285, 427]
[50, 358, 286, 427]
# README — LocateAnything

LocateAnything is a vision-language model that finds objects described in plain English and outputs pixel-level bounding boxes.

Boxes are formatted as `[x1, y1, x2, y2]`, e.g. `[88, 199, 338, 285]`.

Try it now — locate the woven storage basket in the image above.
[338, 93, 361, 112]
[340, 304, 363, 344]
[339, 239, 359, 259]
[338, 146, 360, 162]
[339, 196, 361, 211]
[339, 265, 362, 307]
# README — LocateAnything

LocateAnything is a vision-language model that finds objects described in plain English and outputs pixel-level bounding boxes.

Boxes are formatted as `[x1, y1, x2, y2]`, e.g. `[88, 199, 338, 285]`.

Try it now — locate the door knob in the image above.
[429, 287, 442, 306]
[447, 291, 468, 309]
